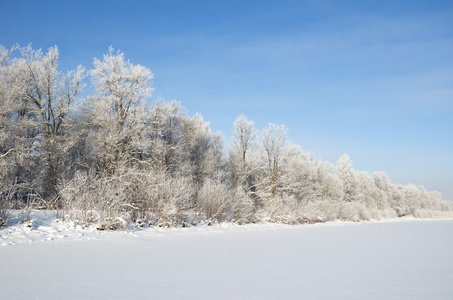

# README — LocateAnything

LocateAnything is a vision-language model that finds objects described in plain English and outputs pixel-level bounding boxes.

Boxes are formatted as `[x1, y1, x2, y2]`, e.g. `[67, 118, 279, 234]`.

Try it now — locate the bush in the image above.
[197, 178, 231, 222]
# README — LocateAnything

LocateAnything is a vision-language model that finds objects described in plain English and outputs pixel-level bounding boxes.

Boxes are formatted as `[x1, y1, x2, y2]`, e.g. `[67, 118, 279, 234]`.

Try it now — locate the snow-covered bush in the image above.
[196, 178, 231, 223]
[338, 202, 370, 222]
[299, 201, 341, 223]
[117, 166, 196, 227]
[0, 199, 11, 227]
[231, 187, 255, 224]
[151, 172, 195, 227]
[262, 195, 302, 224]
[0, 182, 16, 227]
[59, 170, 130, 229]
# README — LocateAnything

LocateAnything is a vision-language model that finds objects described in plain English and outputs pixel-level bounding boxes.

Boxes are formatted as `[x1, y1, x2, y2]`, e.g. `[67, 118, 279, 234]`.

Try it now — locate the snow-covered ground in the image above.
[1, 212, 452, 299]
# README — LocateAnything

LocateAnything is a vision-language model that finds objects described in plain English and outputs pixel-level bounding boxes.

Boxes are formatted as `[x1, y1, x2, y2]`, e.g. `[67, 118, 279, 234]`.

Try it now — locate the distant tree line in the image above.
[1, 44, 451, 228]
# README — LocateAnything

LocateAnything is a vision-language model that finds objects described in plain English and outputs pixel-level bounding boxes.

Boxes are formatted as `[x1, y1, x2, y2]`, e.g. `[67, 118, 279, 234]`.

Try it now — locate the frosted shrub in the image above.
[59, 170, 129, 229]
[231, 187, 255, 224]
[412, 208, 453, 219]
[263, 195, 301, 224]
[0, 200, 11, 227]
[94, 175, 128, 230]
[59, 171, 97, 225]
[197, 178, 231, 223]
[0, 183, 16, 227]
[60, 166, 197, 228]
[142, 169, 195, 227]
[300, 201, 341, 223]
[338, 202, 370, 222]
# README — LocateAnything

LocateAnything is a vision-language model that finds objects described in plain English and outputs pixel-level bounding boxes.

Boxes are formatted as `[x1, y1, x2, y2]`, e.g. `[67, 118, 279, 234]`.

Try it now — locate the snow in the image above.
[1, 212, 453, 299]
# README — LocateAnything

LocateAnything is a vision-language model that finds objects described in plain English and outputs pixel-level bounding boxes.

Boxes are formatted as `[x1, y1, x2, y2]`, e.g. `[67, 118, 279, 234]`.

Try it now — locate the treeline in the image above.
[1, 44, 452, 229]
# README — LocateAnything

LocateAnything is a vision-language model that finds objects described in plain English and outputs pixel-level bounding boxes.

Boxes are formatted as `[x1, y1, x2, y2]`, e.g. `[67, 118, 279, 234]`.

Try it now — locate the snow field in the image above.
[1, 214, 453, 299]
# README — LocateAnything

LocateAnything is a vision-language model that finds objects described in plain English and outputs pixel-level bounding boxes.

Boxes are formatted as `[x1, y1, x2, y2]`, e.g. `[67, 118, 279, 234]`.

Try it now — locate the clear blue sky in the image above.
[1, 0, 452, 200]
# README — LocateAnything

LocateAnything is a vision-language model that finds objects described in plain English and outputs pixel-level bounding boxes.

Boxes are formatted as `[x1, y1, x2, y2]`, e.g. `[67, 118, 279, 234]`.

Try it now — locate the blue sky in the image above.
[1, 0, 452, 200]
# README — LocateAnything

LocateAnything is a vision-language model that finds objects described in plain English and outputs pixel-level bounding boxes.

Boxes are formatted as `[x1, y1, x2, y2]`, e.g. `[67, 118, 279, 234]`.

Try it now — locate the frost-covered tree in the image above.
[230, 115, 258, 193]
[0, 45, 19, 219]
[90, 46, 153, 171]
[392, 185, 408, 216]
[143, 99, 187, 170]
[337, 154, 358, 203]
[373, 171, 392, 210]
[278, 145, 310, 201]
[183, 113, 224, 185]
[2, 45, 86, 203]
[0, 46, 16, 166]
[316, 160, 344, 203]
[261, 123, 288, 199]
[356, 171, 379, 209]
[0, 45, 38, 206]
